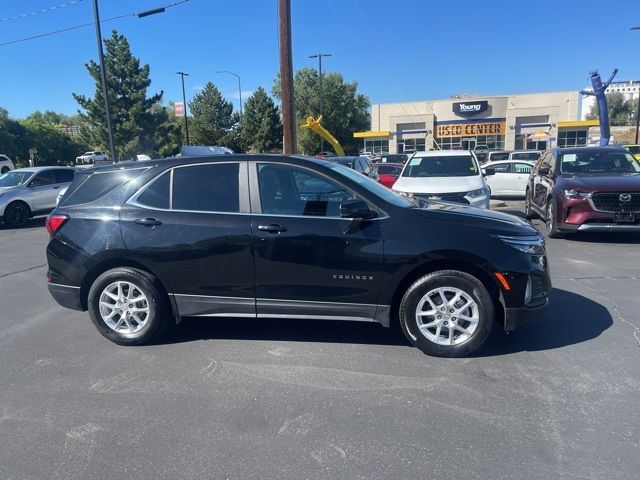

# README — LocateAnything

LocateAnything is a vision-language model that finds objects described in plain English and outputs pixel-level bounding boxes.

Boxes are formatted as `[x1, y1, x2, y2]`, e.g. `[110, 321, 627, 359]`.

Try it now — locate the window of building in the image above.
[515, 135, 548, 151]
[398, 138, 426, 153]
[257, 163, 357, 217]
[436, 135, 504, 151]
[172, 163, 240, 212]
[364, 139, 389, 154]
[558, 130, 588, 148]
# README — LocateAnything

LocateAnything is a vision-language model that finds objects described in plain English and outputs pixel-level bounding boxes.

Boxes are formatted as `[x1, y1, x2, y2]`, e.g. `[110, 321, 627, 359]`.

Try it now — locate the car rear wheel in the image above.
[399, 270, 495, 357]
[524, 189, 536, 219]
[4, 201, 30, 228]
[88, 267, 172, 345]
[546, 199, 564, 238]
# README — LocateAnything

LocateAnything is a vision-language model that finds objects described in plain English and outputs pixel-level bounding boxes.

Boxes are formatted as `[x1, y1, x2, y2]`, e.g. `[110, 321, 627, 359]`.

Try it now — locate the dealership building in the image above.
[355, 90, 599, 154]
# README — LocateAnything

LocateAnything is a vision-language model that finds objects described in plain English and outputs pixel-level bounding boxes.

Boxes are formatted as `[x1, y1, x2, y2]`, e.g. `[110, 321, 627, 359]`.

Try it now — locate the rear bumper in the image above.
[48, 283, 84, 311]
[504, 298, 549, 332]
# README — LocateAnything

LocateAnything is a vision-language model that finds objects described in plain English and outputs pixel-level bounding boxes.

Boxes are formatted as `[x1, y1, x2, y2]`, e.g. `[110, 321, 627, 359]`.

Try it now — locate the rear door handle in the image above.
[134, 217, 162, 227]
[257, 224, 287, 233]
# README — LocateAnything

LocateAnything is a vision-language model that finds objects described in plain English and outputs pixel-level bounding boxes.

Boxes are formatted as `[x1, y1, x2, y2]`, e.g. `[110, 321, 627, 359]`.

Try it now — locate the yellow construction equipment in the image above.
[300, 115, 345, 156]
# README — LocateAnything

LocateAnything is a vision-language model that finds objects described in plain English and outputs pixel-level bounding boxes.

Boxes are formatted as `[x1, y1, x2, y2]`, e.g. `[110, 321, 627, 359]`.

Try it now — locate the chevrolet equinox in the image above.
[46, 155, 550, 357]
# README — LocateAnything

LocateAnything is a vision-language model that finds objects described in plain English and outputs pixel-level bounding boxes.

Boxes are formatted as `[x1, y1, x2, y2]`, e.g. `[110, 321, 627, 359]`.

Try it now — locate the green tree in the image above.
[73, 30, 170, 160]
[0, 108, 27, 163]
[240, 87, 282, 152]
[19, 117, 87, 166]
[586, 91, 638, 126]
[273, 68, 370, 154]
[188, 82, 238, 148]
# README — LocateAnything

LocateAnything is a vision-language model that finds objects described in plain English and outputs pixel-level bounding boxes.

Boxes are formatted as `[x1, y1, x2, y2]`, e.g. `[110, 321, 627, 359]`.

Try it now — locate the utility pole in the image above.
[278, 0, 296, 154]
[92, 0, 117, 162]
[176, 72, 190, 145]
[309, 53, 331, 153]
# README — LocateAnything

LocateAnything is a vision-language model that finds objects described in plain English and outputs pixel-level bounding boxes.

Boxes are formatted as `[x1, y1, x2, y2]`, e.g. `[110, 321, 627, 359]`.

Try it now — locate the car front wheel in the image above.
[4, 201, 30, 227]
[87, 267, 172, 345]
[546, 199, 564, 238]
[399, 270, 495, 357]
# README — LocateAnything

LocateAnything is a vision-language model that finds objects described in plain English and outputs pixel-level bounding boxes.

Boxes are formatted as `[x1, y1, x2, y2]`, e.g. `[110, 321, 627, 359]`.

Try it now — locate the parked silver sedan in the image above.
[0, 167, 75, 227]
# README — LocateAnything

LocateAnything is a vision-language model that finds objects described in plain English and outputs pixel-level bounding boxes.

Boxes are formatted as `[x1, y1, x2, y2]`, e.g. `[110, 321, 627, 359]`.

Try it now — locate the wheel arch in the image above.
[79, 257, 176, 315]
[388, 258, 505, 329]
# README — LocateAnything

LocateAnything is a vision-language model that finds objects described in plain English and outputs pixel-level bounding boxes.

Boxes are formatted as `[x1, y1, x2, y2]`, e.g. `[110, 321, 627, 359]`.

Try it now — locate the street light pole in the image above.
[633, 27, 640, 143]
[92, 0, 116, 162]
[176, 72, 190, 145]
[309, 53, 331, 153]
[217, 70, 242, 120]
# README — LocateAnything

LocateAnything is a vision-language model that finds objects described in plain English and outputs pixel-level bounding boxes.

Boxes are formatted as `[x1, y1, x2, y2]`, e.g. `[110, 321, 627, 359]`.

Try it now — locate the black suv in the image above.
[46, 155, 550, 357]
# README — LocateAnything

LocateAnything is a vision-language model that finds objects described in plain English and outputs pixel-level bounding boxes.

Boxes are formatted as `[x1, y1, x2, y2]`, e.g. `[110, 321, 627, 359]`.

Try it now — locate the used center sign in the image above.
[436, 121, 506, 138]
[453, 100, 488, 116]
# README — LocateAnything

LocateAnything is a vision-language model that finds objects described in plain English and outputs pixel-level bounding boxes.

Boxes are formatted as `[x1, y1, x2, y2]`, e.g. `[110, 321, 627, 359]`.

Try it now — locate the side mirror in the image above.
[483, 167, 496, 176]
[538, 166, 550, 176]
[340, 199, 377, 220]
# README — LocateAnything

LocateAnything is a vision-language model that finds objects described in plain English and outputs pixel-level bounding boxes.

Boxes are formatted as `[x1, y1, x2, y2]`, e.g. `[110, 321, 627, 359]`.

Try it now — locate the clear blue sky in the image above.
[1, 0, 639, 119]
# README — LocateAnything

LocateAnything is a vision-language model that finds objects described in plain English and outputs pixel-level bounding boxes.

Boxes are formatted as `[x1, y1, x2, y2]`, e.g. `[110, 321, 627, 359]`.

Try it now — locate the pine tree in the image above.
[73, 30, 171, 160]
[240, 87, 282, 152]
[188, 82, 237, 147]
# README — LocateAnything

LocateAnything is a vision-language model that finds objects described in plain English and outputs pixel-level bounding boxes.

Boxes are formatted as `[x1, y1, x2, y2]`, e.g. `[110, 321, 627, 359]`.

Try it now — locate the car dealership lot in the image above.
[1, 206, 639, 480]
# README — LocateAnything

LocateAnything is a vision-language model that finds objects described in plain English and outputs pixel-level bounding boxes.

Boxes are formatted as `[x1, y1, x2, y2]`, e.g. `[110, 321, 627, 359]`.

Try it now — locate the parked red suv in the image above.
[376, 162, 403, 188]
[524, 146, 640, 237]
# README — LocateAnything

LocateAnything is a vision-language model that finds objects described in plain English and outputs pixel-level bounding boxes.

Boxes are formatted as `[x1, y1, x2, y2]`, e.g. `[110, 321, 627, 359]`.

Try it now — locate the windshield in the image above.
[560, 151, 640, 174]
[490, 152, 510, 161]
[401, 155, 478, 177]
[327, 162, 412, 207]
[626, 145, 640, 155]
[82, 152, 94, 156]
[511, 152, 540, 161]
[0, 170, 34, 187]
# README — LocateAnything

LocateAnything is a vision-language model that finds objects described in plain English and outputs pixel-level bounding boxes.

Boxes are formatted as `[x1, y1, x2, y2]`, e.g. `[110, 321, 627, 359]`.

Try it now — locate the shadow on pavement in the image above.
[165, 288, 611, 356]
[0, 216, 46, 230]
[168, 315, 409, 348]
[474, 287, 612, 356]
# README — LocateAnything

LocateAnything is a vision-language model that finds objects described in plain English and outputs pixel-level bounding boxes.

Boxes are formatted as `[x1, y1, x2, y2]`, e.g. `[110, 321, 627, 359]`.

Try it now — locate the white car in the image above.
[76, 151, 108, 165]
[0, 154, 15, 174]
[392, 150, 492, 208]
[481, 160, 534, 197]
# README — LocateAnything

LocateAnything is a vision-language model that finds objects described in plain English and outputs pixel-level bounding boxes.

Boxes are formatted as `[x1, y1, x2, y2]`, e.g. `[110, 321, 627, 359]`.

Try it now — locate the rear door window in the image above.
[514, 163, 533, 174]
[172, 163, 240, 212]
[53, 169, 75, 184]
[490, 163, 512, 173]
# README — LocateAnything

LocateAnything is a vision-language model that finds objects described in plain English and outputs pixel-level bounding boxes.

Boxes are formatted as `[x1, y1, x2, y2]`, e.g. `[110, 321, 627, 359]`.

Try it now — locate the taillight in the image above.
[46, 214, 69, 235]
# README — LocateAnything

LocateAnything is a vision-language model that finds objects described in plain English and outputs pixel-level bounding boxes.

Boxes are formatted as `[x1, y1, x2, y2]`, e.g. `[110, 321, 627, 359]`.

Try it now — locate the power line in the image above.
[0, 0, 190, 48]
[1, 0, 84, 23]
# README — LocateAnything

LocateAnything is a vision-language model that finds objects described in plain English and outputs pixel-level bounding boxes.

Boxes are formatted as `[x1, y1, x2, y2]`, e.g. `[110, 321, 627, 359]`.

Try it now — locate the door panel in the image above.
[250, 162, 384, 319]
[484, 163, 513, 195]
[513, 163, 533, 195]
[121, 161, 255, 317]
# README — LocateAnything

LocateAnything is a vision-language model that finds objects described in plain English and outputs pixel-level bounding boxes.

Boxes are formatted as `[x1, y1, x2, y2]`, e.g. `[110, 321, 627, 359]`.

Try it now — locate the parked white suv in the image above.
[0, 154, 15, 174]
[392, 150, 493, 208]
[76, 151, 108, 165]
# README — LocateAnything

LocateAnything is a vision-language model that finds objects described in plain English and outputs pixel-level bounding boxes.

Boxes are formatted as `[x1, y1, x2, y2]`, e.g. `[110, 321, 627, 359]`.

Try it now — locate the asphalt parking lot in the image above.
[1, 201, 639, 480]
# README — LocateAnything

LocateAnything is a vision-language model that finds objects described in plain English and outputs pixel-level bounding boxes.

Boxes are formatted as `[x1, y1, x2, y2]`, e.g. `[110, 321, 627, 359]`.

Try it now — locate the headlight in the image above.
[563, 189, 591, 199]
[495, 234, 545, 255]
[467, 187, 487, 198]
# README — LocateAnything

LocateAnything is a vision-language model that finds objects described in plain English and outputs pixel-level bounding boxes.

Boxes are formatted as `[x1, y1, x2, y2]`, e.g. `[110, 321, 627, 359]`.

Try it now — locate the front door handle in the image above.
[52, 186, 60, 189]
[257, 224, 287, 234]
[134, 217, 162, 227]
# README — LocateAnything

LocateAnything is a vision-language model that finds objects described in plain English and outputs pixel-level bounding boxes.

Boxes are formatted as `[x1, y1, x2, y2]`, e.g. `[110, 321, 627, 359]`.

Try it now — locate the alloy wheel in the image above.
[98, 281, 150, 334]
[414, 287, 479, 346]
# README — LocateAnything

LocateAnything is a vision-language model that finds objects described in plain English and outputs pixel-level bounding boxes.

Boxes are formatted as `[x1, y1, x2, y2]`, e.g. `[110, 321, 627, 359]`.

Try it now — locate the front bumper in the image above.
[48, 283, 84, 311]
[504, 298, 549, 332]
[560, 197, 640, 232]
[467, 194, 490, 209]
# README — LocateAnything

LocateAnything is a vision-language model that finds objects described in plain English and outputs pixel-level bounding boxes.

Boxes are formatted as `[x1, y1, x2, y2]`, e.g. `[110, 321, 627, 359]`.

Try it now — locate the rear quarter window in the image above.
[63, 167, 147, 206]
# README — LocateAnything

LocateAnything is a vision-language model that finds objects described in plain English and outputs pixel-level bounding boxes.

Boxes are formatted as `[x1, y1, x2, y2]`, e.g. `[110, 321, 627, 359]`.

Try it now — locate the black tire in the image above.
[524, 188, 536, 219]
[87, 267, 172, 345]
[1, 166, 9, 174]
[399, 270, 495, 357]
[545, 198, 565, 238]
[4, 201, 31, 228]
